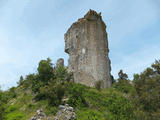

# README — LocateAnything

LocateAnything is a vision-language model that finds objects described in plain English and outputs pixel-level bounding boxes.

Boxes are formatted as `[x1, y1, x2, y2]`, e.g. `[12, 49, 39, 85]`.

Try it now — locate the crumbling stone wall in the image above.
[64, 10, 112, 88]
[56, 58, 64, 68]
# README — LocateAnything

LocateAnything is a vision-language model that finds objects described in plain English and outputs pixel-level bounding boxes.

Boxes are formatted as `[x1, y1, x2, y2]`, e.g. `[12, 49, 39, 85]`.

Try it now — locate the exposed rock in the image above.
[29, 109, 48, 120]
[37, 109, 46, 117]
[54, 104, 76, 120]
[56, 58, 64, 68]
[62, 97, 69, 105]
[64, 9, 112, 88]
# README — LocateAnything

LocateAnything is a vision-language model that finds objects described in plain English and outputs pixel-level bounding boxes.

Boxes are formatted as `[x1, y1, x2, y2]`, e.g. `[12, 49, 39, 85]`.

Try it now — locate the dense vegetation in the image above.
[0, 58, 160, 120]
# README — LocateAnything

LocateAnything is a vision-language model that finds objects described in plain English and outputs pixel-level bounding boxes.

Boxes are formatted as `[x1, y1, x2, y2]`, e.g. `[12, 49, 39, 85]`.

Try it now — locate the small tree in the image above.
[118, 69, 128, 81]
[17, 76, 24, 86]
[114, 70, 133, 94]
[37, 58, 54, 83]
[133, 60, 160, 117]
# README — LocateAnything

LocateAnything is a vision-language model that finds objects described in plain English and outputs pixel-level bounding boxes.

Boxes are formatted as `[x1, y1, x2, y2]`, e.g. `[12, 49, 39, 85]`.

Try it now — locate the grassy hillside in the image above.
[4, 83, 134, 120]
[4, 86, 57, 120]
[0, 58, 160, 120]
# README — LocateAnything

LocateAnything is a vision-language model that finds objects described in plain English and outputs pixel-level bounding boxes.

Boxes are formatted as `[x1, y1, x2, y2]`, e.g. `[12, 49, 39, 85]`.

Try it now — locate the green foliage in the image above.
[0, 87, 18, 120]
[67, 83, 86, 108]
[37, 58, 54, 83]
[77, 109, 103, 120]
[0, 91, 6, 120]
[4, 87, 42, 120]
[118, 69, 128, 80]
[151, 59, 160, 74]
[28, 74, 42, 93]
[105, 90, 134, 120]
[35, 83, 65, 106]
[45, 106, 58, 115]
[83, 88, 134, 120]
[7, 105, 18, 112]
[55, 66, 72, 83]
[95, 81, 102, 91]
[3, 58, 160, 120]
[6, 112, 24, 120]
[8, 87, 17, 98]
[33, 63, 71, 105]
[17, 76, 24, 86]
[133, 60, 160, 119]
[113, 70, 134, 94]
[18, 58, 71, 108]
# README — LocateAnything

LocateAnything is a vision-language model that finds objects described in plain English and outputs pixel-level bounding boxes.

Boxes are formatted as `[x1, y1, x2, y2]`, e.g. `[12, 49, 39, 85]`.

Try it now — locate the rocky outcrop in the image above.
[29, 109, 50, 120]
[64, 9, 112, 88]
[54, 104, 76, 120]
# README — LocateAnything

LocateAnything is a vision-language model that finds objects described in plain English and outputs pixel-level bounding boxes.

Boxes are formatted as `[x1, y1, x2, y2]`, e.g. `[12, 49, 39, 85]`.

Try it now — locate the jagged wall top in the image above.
[84, 9, 102, 20]
[65, 10, 106, 39]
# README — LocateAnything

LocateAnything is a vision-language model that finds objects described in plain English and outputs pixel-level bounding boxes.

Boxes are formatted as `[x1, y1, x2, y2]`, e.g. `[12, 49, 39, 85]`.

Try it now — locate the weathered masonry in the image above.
[64, 10, 112, 88]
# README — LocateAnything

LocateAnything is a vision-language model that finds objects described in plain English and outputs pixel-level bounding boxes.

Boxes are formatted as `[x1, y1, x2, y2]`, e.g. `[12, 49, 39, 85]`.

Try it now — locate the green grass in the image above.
[5, 83, 134, 120]
[6, 112, 25, 120]
[76, 108, 104, 120]
[79, 87, 134, 120]
[5, 85, 58, 120]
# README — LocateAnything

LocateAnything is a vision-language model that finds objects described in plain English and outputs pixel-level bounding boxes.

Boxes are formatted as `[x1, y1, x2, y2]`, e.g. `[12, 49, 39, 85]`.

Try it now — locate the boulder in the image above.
[54, 104, 76, 120]
[29, 109, 47, 120]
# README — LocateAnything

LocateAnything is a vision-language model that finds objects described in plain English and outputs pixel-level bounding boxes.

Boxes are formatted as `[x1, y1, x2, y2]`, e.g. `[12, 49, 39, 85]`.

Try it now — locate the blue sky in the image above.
[0, 0, 160, 90]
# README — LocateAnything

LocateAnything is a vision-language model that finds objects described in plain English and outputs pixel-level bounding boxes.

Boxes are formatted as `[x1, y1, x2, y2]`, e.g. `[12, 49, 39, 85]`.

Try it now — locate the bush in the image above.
[77, 109, 103, 120]
[6, 112, 24, 120]
[132, 60, 160, 119]
[67, 83, 86, 108]
[0, 100, 5, 120]
[17, 76, 24, 86]
[95, 81, 102, 91]
[45, 106, 58, 115]
[113, 70, 134, 94]
[7, 105, 18, 112]
[37, 58, 54, 83]
[8, 87, 17, 98]
[105, 90, 134, 120]
[55, 66, 72, 83]
[75, 87, 134, 120]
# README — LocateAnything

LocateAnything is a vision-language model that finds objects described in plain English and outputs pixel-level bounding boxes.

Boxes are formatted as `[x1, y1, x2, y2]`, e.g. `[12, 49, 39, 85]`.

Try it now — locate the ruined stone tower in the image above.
[64, 10, 112, 88]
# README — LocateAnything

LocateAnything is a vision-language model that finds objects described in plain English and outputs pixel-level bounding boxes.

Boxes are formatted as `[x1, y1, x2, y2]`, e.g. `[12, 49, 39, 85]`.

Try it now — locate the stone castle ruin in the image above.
[64, 10, 112, 88]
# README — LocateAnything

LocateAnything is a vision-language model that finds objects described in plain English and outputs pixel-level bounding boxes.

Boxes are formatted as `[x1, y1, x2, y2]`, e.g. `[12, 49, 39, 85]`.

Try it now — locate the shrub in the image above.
[17, 76, 24, 86]
[77, 109, 103, 120]
[6, 112, 24, 120]
[0, 100, 5, 120]
[113, 70, 134, 94]
[67, 83, 86, 108]
[8, 87, 17, 99]
[105, 91, 134, 120]
[45, 106, 58, 115]
[132, 60, 160, 119]
[37, 58, 54, 83]
[55, 66, 72, 83]
[7, 105, 18, 112]
[95, 81, 102, 91]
